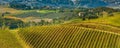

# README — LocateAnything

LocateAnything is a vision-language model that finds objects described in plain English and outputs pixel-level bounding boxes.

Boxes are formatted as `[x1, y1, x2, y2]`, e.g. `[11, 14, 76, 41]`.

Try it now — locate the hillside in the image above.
[83, 12, 120, 27]
[0, 6, 25, 14]
[0, 30, 23, 48]
[64, 12, 120, 33]
[0, 4, 120, 48]
[18, 25, 120, 48]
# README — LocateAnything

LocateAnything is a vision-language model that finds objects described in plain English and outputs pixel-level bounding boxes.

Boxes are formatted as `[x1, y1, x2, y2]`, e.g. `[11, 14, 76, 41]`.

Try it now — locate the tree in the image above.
[108, 11, 114, 16]
[1, 13, 4, 17]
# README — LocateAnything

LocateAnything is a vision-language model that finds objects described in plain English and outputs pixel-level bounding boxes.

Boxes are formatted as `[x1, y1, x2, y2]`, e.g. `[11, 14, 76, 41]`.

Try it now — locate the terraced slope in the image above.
[18, 26, 120, 48]
[64, 12, 120, 34]
[65, 23, 120, 33]
[0, 30, 23, 48]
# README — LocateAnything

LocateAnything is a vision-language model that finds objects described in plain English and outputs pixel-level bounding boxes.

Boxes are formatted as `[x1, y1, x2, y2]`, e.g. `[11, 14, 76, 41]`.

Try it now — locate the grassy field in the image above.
[0, 29, 23, 48]
[0, 6, 33, 14]
[0, 7, 57, 17]
[37, 10, 58, 13]
[63, 12, 120, 33]
[66, 12, 120, 27]
[18, 25, 120, 48]
[83, 12, 120, 27]
[12, 11, 74, 19]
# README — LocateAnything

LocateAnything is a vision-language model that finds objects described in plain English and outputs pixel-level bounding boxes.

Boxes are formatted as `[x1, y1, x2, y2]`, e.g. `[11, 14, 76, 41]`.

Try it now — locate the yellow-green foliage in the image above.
[0, 30, 23, 48]
[18, 25, 120, 48]
[65, 12, 120, 27]
[83, 12, 120, 27]
[37, 10, 58, 13]
[63, 12, 120, 34]
[65, 23, 120, 33]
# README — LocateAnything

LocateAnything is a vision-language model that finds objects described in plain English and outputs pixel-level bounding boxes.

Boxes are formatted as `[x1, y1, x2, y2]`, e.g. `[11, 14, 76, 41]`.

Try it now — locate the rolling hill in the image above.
[0, 4, 120, 48]
[0, 12, 120, 48]
[64, 12, 120, 33]
[18, 25, 120, 48]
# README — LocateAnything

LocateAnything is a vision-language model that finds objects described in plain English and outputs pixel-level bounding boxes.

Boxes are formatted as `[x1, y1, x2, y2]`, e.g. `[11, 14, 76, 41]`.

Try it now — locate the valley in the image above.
[0, 2, 120, 48]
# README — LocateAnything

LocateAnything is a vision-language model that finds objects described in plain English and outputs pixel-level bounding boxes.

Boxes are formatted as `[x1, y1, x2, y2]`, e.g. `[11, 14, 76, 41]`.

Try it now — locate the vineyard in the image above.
[18, 25, 120, 48]
[64, 22, 120, 33]
[0, 6, 120, 48]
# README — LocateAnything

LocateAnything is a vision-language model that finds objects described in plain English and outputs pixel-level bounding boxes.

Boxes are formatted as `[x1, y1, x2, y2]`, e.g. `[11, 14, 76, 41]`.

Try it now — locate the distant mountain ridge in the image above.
[0, 0, 120, 8]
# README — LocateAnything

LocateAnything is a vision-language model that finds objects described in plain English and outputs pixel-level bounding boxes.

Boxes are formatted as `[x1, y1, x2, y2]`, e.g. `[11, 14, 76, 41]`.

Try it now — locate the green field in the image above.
[64, 12, 120, 33]
[66, 12, 120, 26]
[0, 30, 23, 48]
[83, 12, 120, 27]
[18, 25, 120, 48]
